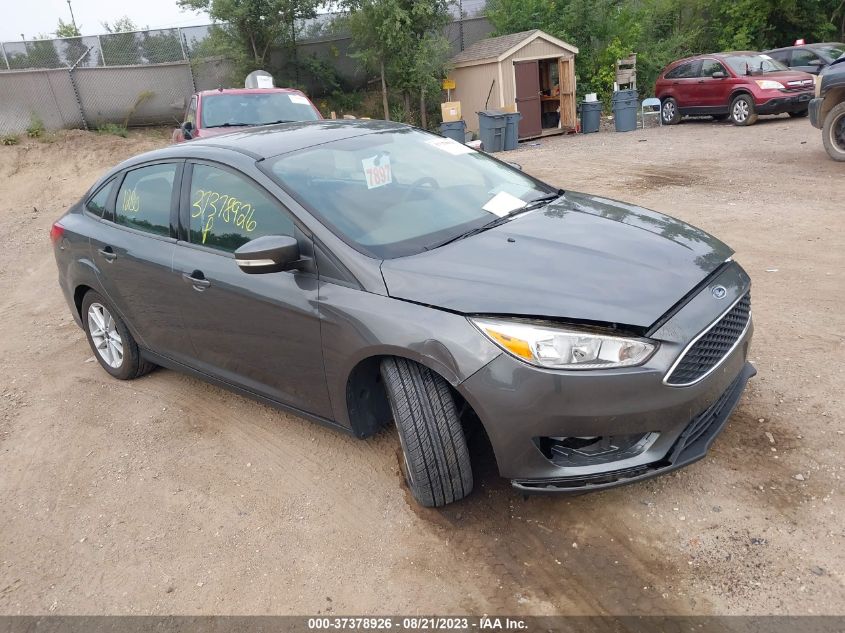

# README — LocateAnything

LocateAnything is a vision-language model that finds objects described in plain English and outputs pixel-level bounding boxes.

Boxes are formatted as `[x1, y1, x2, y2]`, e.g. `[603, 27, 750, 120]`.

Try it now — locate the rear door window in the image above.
[114, 163, 176, 237]
[666, 61, 701, 79]
[187, 163, 294, 252]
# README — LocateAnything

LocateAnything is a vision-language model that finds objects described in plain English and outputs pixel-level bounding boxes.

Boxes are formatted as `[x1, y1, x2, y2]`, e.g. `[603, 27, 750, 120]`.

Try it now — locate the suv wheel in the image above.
[661, 97, 680, 125]
[730, 94, 758, 126]
[822, 102, 845, 162]
[82, 290, 155, 380]
[380, 357, 473, 507]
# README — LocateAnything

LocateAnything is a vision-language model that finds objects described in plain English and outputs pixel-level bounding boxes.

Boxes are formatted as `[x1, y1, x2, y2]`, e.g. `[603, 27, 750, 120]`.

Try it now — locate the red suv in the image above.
[655, 51, 816, 126]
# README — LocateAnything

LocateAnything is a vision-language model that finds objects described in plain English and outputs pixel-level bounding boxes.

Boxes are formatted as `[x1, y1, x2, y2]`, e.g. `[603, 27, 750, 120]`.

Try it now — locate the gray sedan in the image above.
[51, 121, 754, 507]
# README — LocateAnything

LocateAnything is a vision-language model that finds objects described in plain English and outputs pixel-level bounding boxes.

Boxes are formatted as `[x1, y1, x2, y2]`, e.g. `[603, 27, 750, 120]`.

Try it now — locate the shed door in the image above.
[514, 60, 542, 138]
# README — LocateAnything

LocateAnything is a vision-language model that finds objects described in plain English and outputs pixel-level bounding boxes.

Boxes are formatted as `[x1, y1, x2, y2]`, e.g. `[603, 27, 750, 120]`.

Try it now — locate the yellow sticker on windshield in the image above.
[362, 155, 392, 189]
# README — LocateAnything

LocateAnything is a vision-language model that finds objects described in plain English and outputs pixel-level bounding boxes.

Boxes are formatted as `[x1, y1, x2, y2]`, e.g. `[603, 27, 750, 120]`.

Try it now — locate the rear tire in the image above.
[380, 357, 473, 507]
[822, 102, 845, 162]
[730, 94, 758, 126]
[661, 97, 681, 125]
[81, 290, 155, 380]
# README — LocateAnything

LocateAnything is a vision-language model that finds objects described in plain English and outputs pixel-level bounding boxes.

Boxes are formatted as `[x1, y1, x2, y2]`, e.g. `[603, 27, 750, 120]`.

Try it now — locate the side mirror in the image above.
[182, 121, 193, 139]
[234, 235, 303, 274]
[711, 71, 727, 79]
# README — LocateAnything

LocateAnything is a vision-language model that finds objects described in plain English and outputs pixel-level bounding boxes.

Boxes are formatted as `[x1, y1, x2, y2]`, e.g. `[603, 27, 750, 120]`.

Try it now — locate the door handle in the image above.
[182, 271, 211, 291]
[98, 246, 116, 262]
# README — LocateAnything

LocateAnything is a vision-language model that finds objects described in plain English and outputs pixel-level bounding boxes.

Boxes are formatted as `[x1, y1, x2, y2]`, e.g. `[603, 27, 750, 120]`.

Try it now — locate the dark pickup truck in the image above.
[809, 54, 845, 161]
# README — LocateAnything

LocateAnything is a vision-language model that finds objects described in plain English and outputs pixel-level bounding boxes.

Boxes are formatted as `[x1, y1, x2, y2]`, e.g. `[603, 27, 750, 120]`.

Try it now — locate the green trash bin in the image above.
[503, 111, 522, 150]
[580, 100, 602, 133]
[612, 89, 638, 132]
[477, 110, 507, 153]
[439, 120, 466, 143]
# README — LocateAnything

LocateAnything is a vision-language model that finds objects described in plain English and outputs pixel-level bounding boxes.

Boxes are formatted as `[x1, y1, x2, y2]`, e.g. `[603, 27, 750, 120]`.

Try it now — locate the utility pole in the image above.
[458, 0, 464, 51]
[67, 0, 79, 33]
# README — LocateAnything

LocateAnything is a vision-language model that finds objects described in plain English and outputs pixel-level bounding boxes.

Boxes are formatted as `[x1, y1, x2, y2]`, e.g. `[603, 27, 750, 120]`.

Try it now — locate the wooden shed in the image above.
[448, 29, 579, 140]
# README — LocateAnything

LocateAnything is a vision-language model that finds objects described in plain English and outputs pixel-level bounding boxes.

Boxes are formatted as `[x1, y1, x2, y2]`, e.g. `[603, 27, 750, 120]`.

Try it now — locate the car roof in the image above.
[197, 88, 306, 98]
[122, 120, 410, 166]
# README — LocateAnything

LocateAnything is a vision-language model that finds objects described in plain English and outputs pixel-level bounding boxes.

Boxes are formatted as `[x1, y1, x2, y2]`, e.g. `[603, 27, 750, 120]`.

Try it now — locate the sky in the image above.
[4, 0, 212, 42]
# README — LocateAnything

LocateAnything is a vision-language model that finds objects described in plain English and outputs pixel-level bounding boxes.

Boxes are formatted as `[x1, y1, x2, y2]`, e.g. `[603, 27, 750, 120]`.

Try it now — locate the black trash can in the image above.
[580, 100, 602, 133]
[439, 120, 466, 143]
[502, 111, 522, 150]
[612, 89, 638, 132]
[477, 110, 507, 153]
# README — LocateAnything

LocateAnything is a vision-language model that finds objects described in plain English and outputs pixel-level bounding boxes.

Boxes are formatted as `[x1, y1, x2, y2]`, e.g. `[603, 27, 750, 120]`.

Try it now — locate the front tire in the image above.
[822, 102, 845, 162]
[82, 291, 155, 380]
[730, 94, 758, 126]
[380, 357, 473, 507]
[661, 97, 681, 125]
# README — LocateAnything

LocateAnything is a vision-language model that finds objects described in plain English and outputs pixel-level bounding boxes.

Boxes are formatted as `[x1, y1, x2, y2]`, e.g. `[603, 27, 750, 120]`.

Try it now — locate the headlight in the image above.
[471, 318, 656, 370]
[755, 80, 785, 90]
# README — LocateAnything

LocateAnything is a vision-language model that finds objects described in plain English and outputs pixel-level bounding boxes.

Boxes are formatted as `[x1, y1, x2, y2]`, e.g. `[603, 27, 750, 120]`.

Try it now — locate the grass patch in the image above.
[1, 134, 20, 146]
[26, 114, 45, 138]
[96, 123, 129, 138]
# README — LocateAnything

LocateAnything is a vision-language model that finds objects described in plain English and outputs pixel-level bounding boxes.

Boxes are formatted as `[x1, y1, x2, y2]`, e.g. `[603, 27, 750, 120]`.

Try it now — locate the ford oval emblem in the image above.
[712, 285, 727, 299]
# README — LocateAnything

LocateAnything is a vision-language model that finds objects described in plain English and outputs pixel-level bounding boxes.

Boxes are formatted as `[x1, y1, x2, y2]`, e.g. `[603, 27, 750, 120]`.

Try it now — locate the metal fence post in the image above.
[0, 43, 9, 70]
[67, 46, 92, 130]
[180, 27, 197, 92]
[97, 35, 106, 66]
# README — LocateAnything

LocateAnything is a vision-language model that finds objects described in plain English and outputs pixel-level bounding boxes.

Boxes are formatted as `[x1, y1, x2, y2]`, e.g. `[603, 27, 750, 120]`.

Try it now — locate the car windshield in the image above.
[724, 54, 788, 75]
[266, 128, 554, 258]
[815, 44, 845, 60]
[201, 93, 320, 128]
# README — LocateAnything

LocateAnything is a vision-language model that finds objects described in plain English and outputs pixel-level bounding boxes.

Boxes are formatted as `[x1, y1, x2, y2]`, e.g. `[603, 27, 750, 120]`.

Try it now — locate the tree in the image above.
[344, 0, 451, 123]
[176, 0, 320, 69]
[101, 16, 142, 65]
[55, 19, 80, 38]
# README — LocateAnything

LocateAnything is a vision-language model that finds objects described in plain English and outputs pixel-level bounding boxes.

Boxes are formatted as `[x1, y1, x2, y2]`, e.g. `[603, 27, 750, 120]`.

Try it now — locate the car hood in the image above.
[756, 70, 815, 83]
[380, 192, 733, 329]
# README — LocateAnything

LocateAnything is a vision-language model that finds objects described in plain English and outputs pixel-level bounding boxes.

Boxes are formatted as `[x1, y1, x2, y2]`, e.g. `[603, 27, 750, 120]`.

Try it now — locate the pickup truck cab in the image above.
[172, 87, 322, 143]
[809, 55, 845, 161]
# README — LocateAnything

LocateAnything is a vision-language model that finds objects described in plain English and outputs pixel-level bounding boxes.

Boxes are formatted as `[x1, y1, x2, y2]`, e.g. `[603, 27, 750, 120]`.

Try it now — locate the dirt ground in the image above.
[0, 117, 843, 617]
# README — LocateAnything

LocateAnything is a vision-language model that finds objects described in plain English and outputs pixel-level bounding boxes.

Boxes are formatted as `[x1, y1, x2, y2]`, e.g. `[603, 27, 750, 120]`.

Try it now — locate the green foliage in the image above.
[176, 0, 320, 71]
[96, 123, 129, 137]
[100, 17, 142, 66]
[55, 19, 81, 38]
[487, 0, 845, 107]
[343, 0, 452, 123]
[26, 114, 45, 138]
[1, 135, 20, 146]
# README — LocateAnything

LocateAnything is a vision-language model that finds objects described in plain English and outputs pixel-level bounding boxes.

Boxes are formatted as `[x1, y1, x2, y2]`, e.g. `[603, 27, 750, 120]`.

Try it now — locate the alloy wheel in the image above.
[732, 99, 750, 123]
[87, 302, 123, 368]
[662, 101, 676, 122]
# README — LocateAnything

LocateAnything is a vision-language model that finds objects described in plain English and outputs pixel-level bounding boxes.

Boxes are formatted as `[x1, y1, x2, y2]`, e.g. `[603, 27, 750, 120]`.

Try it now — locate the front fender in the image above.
[318, 281, 501, 429]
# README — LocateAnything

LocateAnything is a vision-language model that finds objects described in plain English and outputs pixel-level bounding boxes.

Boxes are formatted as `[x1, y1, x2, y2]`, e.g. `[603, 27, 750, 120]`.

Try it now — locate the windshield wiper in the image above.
[204, 122, 258, 129]
[263, 119, 297, 124]
[423, 190, 564, 251]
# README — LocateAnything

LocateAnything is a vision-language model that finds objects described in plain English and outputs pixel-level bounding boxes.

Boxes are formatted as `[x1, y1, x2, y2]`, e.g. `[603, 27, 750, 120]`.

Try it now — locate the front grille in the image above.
[665, 293, 751, 386]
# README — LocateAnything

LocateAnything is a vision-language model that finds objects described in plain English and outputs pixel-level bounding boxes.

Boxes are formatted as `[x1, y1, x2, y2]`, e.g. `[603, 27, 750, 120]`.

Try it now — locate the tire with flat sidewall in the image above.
[81, 290, 155, 380]
[822, 102, 845, 162]
[380, 357, 473, 507]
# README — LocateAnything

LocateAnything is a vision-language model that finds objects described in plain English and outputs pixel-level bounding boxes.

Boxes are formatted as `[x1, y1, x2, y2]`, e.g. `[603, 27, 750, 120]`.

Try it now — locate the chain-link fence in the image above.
[0, 4, 490, 136]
